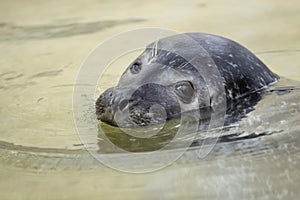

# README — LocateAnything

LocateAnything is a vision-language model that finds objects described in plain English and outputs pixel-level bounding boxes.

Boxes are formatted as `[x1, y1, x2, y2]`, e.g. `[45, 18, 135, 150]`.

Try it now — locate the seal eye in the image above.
[130, 61, 142, 74]
[174, 81, 195, 103]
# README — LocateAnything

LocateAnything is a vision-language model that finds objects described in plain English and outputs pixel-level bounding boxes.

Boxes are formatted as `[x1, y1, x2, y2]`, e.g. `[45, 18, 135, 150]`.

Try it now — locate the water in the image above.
[0, 0, 300, 199]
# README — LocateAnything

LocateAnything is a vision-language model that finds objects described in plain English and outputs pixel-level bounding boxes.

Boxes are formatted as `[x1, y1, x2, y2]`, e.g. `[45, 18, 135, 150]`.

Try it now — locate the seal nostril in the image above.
[119, 99, 129, 111]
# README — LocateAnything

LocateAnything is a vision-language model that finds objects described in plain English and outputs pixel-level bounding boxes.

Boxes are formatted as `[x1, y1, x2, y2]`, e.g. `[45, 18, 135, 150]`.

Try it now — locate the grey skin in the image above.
[96, 33, 279, 127]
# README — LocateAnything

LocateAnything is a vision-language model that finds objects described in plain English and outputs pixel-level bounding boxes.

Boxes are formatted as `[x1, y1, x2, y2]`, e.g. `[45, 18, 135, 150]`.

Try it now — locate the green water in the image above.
[0, 0, 300, 199]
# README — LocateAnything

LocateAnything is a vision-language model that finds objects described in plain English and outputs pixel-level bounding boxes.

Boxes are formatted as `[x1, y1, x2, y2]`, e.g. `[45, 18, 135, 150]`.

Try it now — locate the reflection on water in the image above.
[1, 0, 300, 199]
[97, 89, 264, 153]
[98, 121, 179, 153]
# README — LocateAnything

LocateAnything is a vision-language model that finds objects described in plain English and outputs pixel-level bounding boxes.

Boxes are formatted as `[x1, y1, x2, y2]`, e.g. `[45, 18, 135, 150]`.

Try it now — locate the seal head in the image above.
[96, 33, 279, 127]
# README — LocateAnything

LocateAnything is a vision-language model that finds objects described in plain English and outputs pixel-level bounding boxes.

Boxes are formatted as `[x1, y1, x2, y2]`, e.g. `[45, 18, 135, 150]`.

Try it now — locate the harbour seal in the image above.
[95, 33, 279, 128]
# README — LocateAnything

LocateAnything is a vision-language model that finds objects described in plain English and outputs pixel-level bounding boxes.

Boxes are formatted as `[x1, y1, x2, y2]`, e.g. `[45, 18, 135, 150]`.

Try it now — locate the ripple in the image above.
[0, 19, 145, 40]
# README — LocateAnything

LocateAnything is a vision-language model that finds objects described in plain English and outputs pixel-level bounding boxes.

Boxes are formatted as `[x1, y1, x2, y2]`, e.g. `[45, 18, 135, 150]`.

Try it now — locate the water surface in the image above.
[0, 0, 300, 199]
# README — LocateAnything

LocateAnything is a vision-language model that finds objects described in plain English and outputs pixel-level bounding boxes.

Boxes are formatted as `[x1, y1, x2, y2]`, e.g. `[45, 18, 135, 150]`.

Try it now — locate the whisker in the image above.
[256, 49, 300, 55]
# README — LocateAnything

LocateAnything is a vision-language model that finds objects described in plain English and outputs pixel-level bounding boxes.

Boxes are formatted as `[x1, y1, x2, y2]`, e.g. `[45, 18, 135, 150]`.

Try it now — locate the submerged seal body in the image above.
[96, 33, 279, 127]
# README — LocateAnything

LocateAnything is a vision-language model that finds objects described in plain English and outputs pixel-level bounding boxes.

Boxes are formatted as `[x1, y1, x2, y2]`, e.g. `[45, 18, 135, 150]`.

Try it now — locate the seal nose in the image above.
[96, 87, 129, 124]
[95, 88, 114, 120]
